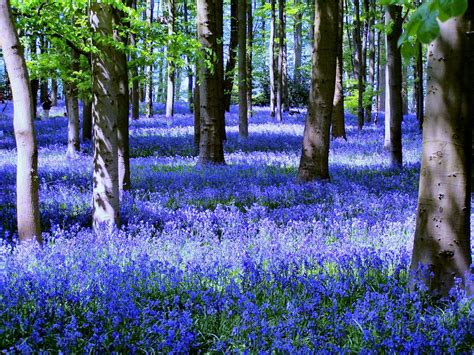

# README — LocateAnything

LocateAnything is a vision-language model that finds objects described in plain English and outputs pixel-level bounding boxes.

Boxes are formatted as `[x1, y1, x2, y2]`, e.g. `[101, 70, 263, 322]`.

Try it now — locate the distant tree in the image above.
[293, 0, 302, 83]
[410, 5, 473, 296]
[238, 0, 248, 138]
[90, 2, 121, 231]
[247, 0, 253, 116]
[196, 0, 225, 164]
[0, 0, 41, 242]
[223, 0, 237, 112]
[353, 0, 364, 129]
[297, 0, 338, 182]
[65, 48, 80, 159]
[383, 4, 403, 168]
[145, 0, 154, 118]
[275, 0, 285, 122]
[269, 0, 276, 117]
[166, 0, 175, 118]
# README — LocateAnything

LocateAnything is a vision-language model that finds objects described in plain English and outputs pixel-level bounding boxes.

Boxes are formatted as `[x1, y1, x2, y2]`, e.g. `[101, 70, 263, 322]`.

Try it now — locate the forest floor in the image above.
[0, 101, 472, 352]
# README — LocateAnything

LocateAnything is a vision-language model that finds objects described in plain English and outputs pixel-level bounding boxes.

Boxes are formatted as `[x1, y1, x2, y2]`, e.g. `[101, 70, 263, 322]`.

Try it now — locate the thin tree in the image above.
[145, 0, 154, 118]
[165, 0, 175, 118]
[269, 0, 276, 117]
[247, 0, 253, 116]
[293, 0, 302, 83]
[0, 0, 42, 242]
[238, 0, 248, 138]
[196, 0, 225, 164]
[223, 0, 238, 112]
[90, 2, 121, 231]
[332, 0, 346, 140]
[411, 9, 473, 296]
[297, 0, 338, 182]
[384, 4, 402, 168]
[65, 48, 80, 158]
[353, 0, 364, 129]
[275, 0, 284, 122]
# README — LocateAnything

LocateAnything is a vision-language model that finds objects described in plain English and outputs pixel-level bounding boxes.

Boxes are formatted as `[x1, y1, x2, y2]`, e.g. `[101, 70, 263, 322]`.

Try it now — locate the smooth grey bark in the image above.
[354, 0, 364, 129]
[0, 0, 42, 242]
[269, 0, 276, 117]
[332, 0, 346, 140]
[184, 0, 194, 112]
[297, 0, 338, 182]
[66, 49, 80, 159]
[90, 2, 120, 231]
[223, 0, 238, 112]
[410, 12, 473, 297]
[51, 79, 58, 106]
[194, 82, 200, 155]
[238, 0, 248, 138]
[130, 1, 140, 120]
[384, 4, 403, 168]
[165, 0, 175, 118]
[196, 0, 225, 164]
[365, 4, 375, 123]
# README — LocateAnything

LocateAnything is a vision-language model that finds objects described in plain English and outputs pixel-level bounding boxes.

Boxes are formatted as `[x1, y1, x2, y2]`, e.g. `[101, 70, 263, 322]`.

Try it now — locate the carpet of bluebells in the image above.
[0, 102, 472, 353]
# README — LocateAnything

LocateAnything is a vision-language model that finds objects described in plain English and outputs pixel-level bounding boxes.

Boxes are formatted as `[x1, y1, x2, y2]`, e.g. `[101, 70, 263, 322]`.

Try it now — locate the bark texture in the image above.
[0, 0, 42, 242]
[238, 0, 248, 138]
[82, 99, 92, 141]
[196, 0, 225, 164]
[331, 0, 346, 140]
[384, 4, 403, 168]
[410, 13, 473, 297]
[223, 0, 238, 112]
[297, 0, 337, 182]
[90, 3, 121, 231]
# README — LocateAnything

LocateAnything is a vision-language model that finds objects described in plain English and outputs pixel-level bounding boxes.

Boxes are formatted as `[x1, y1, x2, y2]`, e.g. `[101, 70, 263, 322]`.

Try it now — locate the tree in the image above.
[238, 0, 248, 138]
[90, 2, 121, 231]
[0, 0, 41, 242]
[196, 0, 225, 165]
[353, 0, 365, 129]
[269, 0, 276, 117]
[297, 0, 338, 182]
[293, 0, 302, 83]
[145, 0, 154, 118]
[275, 0, 285, 122]
[65, 49, 80, 159]
[223, 0, 238, 112]
[166, 0, 175, 118]
[410, 7, 473, 296]
[384, 4, 403, 168]
[331, 0, 346, 140]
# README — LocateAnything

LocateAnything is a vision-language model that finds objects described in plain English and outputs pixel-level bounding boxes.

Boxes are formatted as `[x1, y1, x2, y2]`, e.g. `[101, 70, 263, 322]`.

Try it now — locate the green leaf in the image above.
[438, 0, 468, 21]
[417, 10, 440, 43]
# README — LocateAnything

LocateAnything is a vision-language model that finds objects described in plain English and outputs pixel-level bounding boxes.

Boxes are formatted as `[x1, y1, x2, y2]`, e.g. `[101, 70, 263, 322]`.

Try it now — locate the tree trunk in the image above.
[375, 28, 382, 124]
[117, 39, 131, 192]
[223, 0, 238, 112]
[51, 79, 58, 106]
[197, 0, 225, 164]
[384, 5, 403, 168]
[332, 0, 346, 140]
[247, 0, 253, 116]
[194, 82, 200, 155]
[0, 0, 42, 242]
[354, 0, 364, 129]
[365, 2, 375, 123]
[90, 2, 120, 231]
[130, 2, 140, 120]
[165, 0, 175, 118]
[410, 11, 473, 297]
[269, 0, 276, 117]
[415, 42, 424, 129]
[184, 0, 194, 113]
[65, 49, 80, 159]
[30, 78, 39, 119]
[275, 0, 284, 122]
[82, 99, 92, 141]
[297, 0, 338, 182]
[238, 0, 248, 138]
[145, 0, 154, 118]
[215, 0, 226, 142]
[293, 0, 302, 83]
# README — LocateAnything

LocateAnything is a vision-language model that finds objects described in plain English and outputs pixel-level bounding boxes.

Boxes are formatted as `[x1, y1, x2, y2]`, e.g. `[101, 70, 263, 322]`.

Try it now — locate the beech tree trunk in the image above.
[0, 0, 42, 242]
[354, 0, 364, 129]
[247, 0, 253, 116]
[197, 0, 225, 164]
[90, 2, 121, 231]
[82, 99, 92, 141]
[332, 0, 346, 140]
[51, 79, 58, 106]
[410, 11, 473, 297]
[297, 0, 338, 182]
[269, 0, 276, 117]
[66, 49, 80, 159]
[130, 1, 140, 120]
[275, 0, 284, 122]
[365, 2, 375, 123]
[194, 82, 200, 155]
[238, 0, 248, 138]
[145, 0, 154, 118]
[223, 0, 238, 112]
[165, 0, 175, 118]
[293, 0, 302, 83]
[415, 42, 424, 129]
[384, 4, 403, 168]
